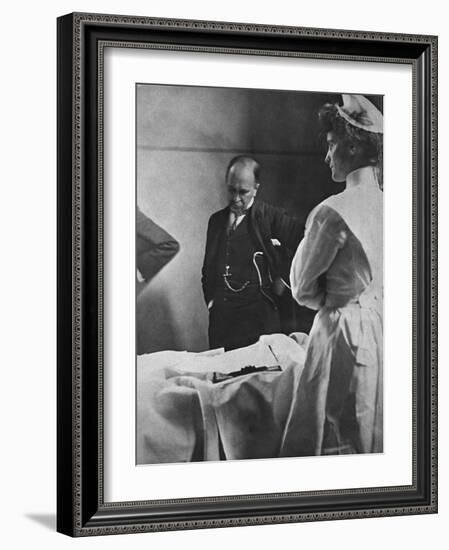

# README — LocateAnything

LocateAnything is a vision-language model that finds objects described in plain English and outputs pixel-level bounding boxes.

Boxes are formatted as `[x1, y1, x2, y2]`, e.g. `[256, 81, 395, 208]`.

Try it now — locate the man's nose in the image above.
[325, 152, 331, 164]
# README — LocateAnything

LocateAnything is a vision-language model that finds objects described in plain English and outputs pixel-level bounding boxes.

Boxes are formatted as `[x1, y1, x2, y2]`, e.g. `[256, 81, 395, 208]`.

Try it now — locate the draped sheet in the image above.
[137, 334, 307, 464]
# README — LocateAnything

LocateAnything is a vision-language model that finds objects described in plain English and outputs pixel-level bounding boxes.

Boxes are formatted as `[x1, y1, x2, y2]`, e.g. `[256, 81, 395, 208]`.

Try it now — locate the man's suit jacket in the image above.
[201, 200, 304, 305]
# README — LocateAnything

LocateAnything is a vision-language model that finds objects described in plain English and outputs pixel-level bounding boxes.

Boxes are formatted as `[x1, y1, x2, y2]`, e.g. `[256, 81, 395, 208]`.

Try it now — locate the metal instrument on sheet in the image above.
[211, 364, 282, 384]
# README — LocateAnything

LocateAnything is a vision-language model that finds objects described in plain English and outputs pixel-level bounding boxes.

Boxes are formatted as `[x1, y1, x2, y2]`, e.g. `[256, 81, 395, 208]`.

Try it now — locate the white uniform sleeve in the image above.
[290, 205, 347, 310]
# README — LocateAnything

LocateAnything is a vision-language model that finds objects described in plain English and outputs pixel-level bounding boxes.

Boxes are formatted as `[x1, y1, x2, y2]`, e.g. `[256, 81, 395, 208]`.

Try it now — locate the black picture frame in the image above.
[57, 12, 438, 537]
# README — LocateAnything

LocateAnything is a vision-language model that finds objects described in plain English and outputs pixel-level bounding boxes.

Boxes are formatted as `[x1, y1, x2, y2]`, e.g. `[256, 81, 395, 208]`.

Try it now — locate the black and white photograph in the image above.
[1, 0, 443, 545]
[136, 85, 384, 464]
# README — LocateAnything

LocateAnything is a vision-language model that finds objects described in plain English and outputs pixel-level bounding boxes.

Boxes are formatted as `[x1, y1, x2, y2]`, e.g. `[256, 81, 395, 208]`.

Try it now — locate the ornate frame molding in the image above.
[57, 12, 437, 537]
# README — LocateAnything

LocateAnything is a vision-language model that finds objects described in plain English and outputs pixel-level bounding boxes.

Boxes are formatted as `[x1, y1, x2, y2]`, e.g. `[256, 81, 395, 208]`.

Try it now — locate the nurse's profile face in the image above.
[324, 131, 353, 182]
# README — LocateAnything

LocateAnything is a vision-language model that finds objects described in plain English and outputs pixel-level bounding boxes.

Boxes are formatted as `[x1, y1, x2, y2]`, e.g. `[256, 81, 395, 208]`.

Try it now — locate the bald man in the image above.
[201, 156, 305, 351]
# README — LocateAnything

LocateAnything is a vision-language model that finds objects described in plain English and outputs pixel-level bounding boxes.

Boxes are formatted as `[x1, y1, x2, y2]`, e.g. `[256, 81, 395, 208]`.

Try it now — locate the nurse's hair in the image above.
[319, 102, 383, 188]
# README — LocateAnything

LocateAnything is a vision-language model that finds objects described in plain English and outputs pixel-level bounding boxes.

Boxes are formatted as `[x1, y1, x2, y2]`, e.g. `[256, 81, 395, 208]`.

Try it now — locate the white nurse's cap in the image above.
[336, 94, 383, 134]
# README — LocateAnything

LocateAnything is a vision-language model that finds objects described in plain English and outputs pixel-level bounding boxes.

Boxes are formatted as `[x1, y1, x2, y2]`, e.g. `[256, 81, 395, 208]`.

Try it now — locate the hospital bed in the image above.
[137, 333, 307, 464]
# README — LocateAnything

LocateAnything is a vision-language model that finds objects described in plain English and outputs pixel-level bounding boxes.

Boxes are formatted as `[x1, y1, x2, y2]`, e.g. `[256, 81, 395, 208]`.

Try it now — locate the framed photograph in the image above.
[57, 12, 437, 536]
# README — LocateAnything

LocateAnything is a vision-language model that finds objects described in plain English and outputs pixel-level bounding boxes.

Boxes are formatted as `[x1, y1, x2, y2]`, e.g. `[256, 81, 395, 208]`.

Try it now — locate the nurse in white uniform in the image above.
[281, 94, 384, 456]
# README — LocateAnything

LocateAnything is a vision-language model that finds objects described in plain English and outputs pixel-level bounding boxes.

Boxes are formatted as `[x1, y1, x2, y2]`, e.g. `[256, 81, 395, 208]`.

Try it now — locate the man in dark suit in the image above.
[201, 156, 305, 351]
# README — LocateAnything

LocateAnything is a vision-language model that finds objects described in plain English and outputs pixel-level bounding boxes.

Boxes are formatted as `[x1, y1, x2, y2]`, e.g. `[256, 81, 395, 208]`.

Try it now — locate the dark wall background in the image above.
[136, 85, 381, 354]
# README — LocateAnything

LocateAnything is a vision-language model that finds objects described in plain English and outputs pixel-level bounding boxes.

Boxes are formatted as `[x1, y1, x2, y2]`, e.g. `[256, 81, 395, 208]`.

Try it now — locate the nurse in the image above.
[281, 94, 384, 456]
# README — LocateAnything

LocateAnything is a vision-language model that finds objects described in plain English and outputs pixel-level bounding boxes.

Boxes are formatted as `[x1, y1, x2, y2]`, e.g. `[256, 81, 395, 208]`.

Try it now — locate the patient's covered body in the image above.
[137, 333, 307, 464]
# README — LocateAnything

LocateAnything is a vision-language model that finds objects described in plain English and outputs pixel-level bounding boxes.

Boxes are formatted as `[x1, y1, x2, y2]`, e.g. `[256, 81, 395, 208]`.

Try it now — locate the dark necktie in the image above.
[228, 213, 239, 235]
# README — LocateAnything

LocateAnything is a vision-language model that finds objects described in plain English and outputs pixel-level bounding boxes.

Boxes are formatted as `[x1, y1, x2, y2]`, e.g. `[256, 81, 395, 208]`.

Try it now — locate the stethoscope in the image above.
[223, 251, 277, 308]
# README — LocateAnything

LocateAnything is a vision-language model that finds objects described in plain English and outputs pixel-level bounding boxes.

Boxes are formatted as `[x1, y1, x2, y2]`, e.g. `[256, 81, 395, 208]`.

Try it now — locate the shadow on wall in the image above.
[137, 280, 181, 354]
[136, 233, 211, 354]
